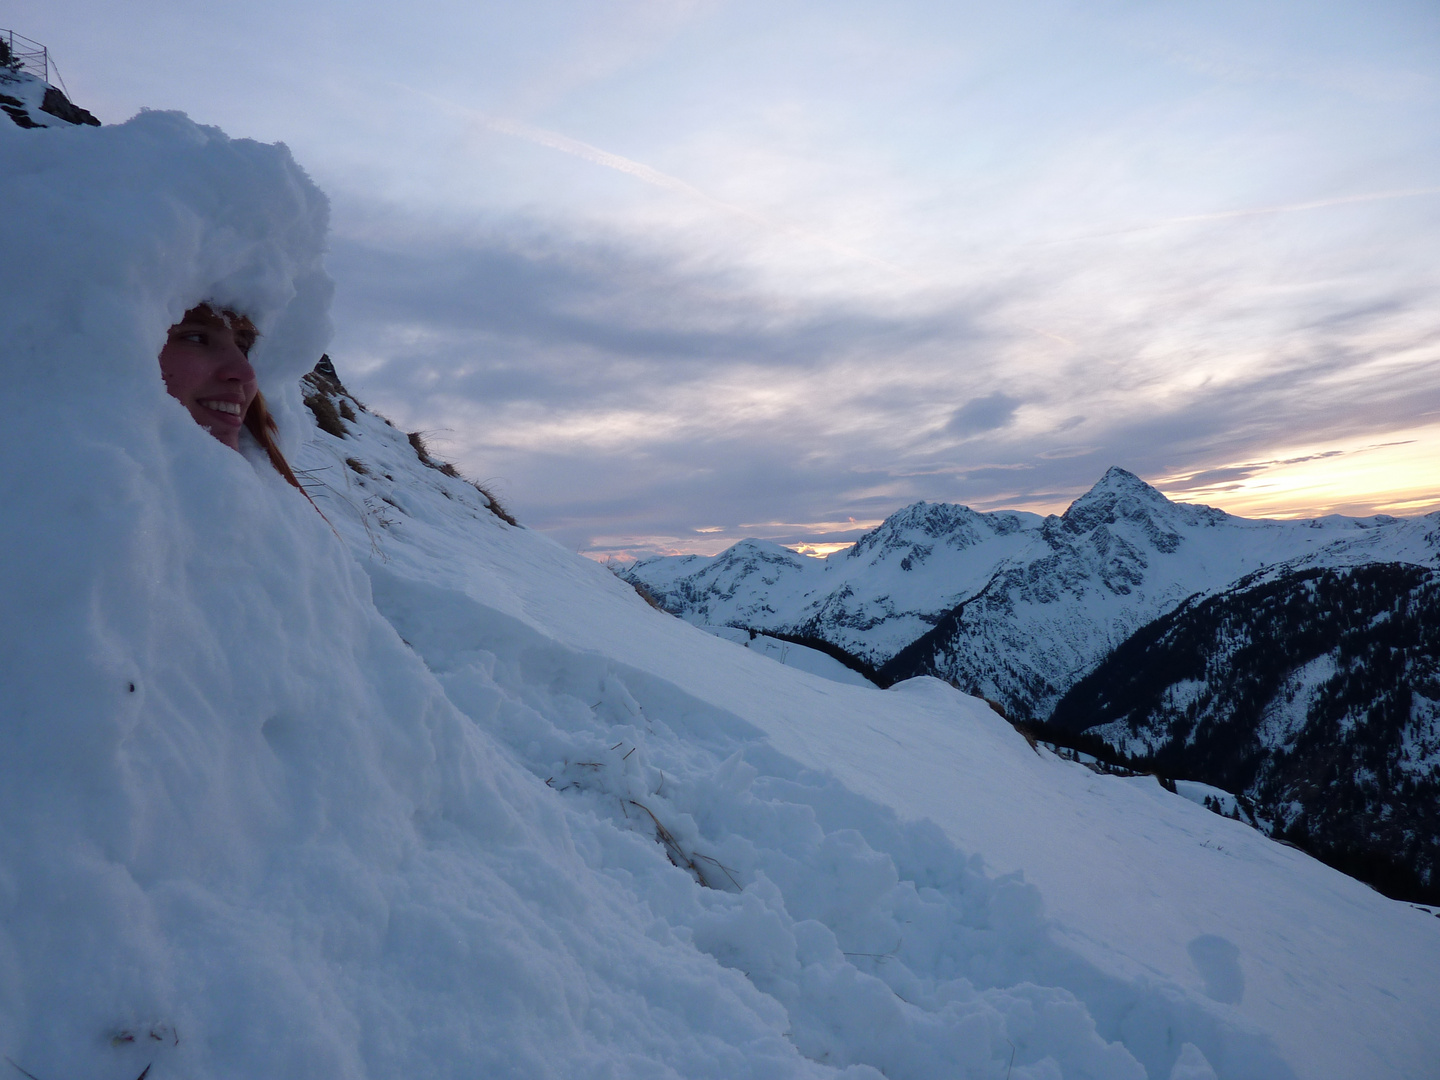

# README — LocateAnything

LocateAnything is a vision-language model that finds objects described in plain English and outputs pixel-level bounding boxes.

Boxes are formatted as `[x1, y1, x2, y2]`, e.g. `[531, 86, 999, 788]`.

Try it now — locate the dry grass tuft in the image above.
[627, 800, 741, 891]
[304, 390, 347, 438]
[406, 430, 436, 464]
[472, 481, 519, 526]
[628, 579, 667, 611]
[408, 431, 519, 526]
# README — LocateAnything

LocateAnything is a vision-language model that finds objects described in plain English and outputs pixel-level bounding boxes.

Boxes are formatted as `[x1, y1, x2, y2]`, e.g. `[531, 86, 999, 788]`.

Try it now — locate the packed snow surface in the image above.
[701, 626, 877, 688]
[2, 110, 1438, 1080]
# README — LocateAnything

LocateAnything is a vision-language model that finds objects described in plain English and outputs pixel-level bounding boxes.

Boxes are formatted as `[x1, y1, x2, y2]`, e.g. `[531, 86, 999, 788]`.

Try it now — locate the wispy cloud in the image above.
[19, 0, 1440, 557]
[1042, 187, 1440, 245]
[399, 86, 923, 283]
[327, 201, 1440, 555]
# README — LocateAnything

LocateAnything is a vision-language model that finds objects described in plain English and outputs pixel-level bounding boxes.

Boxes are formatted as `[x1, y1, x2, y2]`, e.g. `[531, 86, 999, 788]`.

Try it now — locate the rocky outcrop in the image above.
[40, 85, 99, 126]
[1, 65, 99, 129]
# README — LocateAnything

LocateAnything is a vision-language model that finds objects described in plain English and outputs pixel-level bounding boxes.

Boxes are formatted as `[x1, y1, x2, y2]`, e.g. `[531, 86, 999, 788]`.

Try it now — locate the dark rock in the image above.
[1, 102, 38, 128]
[39, 86, 99, 126]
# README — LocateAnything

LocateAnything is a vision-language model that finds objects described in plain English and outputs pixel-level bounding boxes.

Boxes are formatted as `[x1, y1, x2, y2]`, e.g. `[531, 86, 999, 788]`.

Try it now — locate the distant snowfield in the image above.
[3, 109, 1438, 1080]
[702, 626, 877, 687]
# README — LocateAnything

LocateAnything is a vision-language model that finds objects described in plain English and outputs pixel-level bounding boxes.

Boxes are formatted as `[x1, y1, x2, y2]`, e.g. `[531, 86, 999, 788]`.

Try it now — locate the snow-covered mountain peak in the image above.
[727, 536, 807, 561]
[677, 537, 810, 585]
[1057, 466, 1227, 545]
[849, 500, 1039, 559]
[1090, 464, 1155, 493]
[630, 466, 1438, 721]
[1063, 466, 1167, 515]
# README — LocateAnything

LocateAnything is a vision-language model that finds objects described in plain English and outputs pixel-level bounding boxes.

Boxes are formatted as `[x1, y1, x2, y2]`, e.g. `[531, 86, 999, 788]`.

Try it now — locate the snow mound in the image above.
[0, 109, 817, 1080]
[2, 109, 1437, 1080]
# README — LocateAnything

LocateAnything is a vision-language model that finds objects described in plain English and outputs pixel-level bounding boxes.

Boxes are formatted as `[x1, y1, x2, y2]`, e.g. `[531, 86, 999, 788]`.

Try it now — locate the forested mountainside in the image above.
[1049, 563, 1440, 904]
[624, 469, 1440, 721]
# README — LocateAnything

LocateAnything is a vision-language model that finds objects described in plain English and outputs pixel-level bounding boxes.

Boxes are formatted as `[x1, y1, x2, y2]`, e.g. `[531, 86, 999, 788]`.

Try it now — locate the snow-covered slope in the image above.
[4, 108, 1439, 1080]
[625, 471, 1440, 720]
[294, 376, 1440, 1080]
[296, 379, 1440, 1080]
[701, 625, 879, 687]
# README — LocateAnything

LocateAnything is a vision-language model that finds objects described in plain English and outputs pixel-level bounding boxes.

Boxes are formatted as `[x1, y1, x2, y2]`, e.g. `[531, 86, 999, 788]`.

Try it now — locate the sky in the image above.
[14, 0, 1440, 557]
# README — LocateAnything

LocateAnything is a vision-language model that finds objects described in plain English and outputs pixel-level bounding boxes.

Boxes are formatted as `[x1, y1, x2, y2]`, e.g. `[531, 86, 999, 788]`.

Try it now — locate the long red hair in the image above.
[243, 389, 305, 491]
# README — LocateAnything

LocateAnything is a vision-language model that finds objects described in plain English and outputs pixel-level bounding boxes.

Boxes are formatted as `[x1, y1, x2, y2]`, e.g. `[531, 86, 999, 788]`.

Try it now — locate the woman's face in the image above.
[158, 313, 258, 450]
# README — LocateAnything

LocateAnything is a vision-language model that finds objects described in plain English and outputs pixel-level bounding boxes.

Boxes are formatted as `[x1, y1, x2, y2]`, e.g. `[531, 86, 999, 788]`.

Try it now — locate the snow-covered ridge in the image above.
[624, 467, 1439, 718]
[0, 62, 100, 129]
[4, 109, 1439, 1080]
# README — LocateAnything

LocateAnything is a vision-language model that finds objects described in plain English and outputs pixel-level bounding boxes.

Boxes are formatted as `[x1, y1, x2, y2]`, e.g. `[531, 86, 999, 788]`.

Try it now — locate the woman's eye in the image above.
[171, 330, 207, 345]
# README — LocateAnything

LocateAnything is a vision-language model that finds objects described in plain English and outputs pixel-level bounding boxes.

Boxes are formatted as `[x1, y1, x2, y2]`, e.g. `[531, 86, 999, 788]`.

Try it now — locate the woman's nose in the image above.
[216, 342, 256, 383]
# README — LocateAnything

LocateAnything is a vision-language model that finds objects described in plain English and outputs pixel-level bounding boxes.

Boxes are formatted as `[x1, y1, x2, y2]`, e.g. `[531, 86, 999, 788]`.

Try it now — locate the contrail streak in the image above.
[395, 85, 922, 283]
[478, 114, 920, 281]
[481, 115, 718, 203]
[1042, 186, 1440, 244]
[394, 85, 1097, 347]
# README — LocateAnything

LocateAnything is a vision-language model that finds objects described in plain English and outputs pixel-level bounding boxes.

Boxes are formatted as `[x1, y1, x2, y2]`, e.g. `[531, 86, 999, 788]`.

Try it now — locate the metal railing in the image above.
[1, 29, 70, 96]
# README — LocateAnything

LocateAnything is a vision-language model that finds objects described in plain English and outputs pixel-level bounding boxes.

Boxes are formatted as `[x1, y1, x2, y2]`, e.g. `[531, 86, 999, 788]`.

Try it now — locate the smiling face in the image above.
[158, 306, 259, 450]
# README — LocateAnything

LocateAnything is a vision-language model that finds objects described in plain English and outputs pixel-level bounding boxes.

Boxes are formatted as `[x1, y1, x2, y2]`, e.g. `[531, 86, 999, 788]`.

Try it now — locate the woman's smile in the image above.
[158, 310, 259, 449]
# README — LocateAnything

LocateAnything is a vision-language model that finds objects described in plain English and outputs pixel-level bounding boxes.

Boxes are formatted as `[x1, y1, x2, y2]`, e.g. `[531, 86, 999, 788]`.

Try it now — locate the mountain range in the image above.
[623, 470, 1440, 901]
[624, 468, 1439, 721]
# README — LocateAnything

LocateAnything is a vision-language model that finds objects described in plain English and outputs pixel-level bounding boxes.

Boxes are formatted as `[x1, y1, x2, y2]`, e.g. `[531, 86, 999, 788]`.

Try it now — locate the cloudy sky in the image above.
[19, 0, 1440, 556]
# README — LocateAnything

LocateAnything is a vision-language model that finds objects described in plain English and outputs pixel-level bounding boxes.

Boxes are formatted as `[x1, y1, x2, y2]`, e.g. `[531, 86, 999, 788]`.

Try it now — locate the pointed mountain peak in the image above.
[1096, 466, 1162, 494]
[1059, 468, 1187, 540]
[1069, 467, 1173, 509]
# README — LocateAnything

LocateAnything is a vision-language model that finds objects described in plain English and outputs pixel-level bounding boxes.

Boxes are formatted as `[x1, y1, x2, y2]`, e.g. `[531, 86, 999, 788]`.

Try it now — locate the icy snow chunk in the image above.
[1186, 935, 1244, 1005]
[1170, 1042, 1220, 1080]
